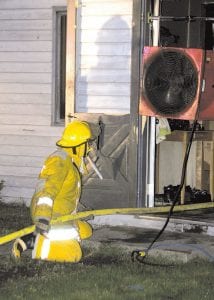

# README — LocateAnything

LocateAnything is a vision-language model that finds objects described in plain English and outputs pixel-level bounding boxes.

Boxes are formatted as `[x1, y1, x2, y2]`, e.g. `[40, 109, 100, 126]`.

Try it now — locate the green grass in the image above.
[0, 248, 214, 300]
[1, 201, 214, 300]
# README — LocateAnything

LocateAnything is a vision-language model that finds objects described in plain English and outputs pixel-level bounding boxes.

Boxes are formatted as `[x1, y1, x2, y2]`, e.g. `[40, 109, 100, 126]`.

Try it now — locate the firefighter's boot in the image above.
[12, 233, 35, 259]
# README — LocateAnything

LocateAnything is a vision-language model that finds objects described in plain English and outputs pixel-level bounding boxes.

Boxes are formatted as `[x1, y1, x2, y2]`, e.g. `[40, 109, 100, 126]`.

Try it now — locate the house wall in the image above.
[0, 0, 134, 205]
[75, 0, 133, 113]
[0, 0, 66, 205]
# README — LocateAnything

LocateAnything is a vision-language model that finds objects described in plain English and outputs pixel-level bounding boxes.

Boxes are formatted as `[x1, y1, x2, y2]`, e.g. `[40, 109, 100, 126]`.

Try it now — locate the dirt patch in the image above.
[83, 255, 122, 266]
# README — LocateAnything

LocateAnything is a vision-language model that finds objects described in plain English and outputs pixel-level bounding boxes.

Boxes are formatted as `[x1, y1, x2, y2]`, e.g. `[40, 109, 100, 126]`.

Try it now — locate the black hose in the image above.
[132, 119, 197, 264]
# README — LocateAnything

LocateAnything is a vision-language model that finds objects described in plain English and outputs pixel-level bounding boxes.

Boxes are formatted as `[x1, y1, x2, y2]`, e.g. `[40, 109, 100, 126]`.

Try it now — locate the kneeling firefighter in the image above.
[12, 120, 98, 263]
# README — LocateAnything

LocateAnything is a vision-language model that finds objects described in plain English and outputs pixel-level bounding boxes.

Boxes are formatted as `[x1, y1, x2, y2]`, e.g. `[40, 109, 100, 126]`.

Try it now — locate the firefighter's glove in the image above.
[35, 218, 50, 235]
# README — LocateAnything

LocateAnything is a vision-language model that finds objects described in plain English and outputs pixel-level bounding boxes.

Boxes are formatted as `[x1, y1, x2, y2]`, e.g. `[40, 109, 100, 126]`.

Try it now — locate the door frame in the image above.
[129, 0, 147, 207]
[65, 0, 148, 207]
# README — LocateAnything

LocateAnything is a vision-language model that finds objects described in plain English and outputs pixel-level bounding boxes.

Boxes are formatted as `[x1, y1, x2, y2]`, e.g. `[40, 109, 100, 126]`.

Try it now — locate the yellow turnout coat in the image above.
[30, 148, 92, 263]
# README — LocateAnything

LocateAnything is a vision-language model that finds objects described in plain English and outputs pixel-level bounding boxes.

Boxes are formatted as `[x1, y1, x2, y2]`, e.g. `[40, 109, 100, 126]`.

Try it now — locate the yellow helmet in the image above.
[56, 120, 92, 147]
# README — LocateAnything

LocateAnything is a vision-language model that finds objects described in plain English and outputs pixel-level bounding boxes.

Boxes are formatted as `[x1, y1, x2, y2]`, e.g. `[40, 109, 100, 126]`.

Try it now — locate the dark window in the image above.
[205, 4, 214, 50]
[53, 9, 67, 125]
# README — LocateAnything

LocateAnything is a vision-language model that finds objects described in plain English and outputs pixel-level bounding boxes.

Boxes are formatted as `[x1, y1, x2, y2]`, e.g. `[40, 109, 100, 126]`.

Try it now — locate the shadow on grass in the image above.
[0, 201, 31, 234]
[0, 263, 37, 287]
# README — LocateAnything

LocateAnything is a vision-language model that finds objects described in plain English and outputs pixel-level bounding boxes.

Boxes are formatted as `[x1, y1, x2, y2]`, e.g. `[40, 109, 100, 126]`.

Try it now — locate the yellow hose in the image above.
[0, 202, 214, 246]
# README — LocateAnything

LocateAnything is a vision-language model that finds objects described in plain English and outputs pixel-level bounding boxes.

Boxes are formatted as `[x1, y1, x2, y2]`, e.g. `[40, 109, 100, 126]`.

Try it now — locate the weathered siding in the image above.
[76, 0, 133, 113]
[0, 0, 66, 205]
[0, 0, 134, 205]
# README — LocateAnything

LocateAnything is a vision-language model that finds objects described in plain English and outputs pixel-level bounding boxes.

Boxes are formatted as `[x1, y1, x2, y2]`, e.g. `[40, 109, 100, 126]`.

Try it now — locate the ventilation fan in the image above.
[140, 46, 204, 120]
[198, 50, 214, 120]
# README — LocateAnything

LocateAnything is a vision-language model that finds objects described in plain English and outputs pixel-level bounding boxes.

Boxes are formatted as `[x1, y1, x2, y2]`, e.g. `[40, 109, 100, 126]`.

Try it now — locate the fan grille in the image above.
[143, 50, 198, 115]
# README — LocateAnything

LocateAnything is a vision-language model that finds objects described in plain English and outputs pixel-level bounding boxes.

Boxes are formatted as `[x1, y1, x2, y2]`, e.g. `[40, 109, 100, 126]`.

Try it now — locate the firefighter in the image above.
[12, 120, 96, 263]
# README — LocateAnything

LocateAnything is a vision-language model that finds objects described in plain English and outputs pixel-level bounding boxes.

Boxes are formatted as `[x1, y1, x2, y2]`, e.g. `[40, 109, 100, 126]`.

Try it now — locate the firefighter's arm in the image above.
[33, 155, 68, 232]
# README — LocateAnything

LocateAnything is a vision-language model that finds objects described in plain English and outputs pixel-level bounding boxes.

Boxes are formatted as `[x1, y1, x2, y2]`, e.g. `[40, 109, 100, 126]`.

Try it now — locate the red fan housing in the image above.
[139, 46, 205, 120]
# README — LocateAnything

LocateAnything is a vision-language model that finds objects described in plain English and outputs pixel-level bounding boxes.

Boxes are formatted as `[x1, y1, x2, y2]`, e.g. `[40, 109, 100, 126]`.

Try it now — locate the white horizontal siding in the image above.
[0, 135, 57, 146]
[1, 103, 50, 115]
[0, 115, 51, 126]
[0, 73, 51, 84]
[76, 0, 133, 113]
[82, 0, 130, 2]
[0, 20, 52, 30]
[0, 41, 52, 51]
[78, 69, 131, 82]
[81, 2, 132, 16]
[81, 29, 131, 43]
[0, 155, 45, 167]
[0, 165, 41, 177]
[0, 175, 38, 189]
[0, 0, 66, 9]
[0, 94, 51, 104]
[1, 186, 35, 199]
[0, 31, 52, 41]
[80, 55, 131, 69]
[0, 62, 51, 72]
[79, 43, 131, 56]
[0, 196, 31, 206]
[0, 124, 62, 136]
[77, 107, 130, 114]
[0, 9, 52, 20]
[0, 0, 66, 204]
[0, 83, 51, 93]
[80, 15, 132, 30]
[78, 82, 130, 96]
[77, 96, 130, 113]
[0, 52, 51, 62]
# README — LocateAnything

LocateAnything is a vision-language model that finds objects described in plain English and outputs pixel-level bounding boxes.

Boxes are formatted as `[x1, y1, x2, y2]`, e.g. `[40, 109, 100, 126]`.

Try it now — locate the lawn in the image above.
[0, 201, 214, 300]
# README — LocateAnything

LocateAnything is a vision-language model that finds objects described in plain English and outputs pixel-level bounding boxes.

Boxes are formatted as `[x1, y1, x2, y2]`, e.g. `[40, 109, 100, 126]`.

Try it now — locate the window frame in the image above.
[52, 7, 67, 125]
